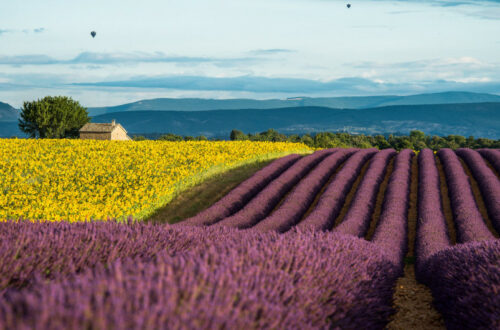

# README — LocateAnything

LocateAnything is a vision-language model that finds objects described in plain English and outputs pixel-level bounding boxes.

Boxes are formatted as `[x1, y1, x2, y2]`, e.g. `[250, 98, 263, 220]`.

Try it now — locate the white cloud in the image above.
[452, 77, 492, 83]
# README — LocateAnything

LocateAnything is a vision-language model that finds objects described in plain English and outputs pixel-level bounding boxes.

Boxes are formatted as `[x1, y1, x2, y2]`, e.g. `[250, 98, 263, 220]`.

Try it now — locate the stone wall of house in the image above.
[111, 128, 131, 141]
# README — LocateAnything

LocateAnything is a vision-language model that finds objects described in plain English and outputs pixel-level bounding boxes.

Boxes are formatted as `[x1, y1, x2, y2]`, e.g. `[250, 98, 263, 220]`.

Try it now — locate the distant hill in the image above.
[0, 102, 19, 121]
[86, 102, 500, 139]
[0, 122, 24, 138]
[87, 92, 500, 116]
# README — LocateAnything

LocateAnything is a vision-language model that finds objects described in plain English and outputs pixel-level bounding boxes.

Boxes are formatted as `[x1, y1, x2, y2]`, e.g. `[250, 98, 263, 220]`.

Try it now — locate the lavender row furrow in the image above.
[182, 153, 303, 226]
[296, 149, 377, 231]
[477, 148, 500, 175]
[334, 149, 396, 237]
[214, 149, 337, 229]
[0, 222, 401, 329]
[415, 149, 452, 276]
[418, 240, 500, 330]
[252, 149, 355, 232]
[437, 149, 494, 242]
[371, 149, 414, 268]
[456, 148, 500, 234]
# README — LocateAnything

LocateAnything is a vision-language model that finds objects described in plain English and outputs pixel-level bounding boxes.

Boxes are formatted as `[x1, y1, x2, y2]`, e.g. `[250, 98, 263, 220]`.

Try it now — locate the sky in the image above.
[1, 0, 500, 107]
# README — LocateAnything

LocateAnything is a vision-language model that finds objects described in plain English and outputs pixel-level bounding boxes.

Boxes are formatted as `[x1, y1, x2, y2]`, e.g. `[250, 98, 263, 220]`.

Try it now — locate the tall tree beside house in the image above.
[19, 96, 89, 138]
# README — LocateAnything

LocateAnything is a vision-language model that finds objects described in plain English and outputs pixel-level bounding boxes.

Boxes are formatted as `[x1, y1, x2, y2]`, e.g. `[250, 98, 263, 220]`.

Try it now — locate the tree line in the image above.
[131, 129, 500, 151]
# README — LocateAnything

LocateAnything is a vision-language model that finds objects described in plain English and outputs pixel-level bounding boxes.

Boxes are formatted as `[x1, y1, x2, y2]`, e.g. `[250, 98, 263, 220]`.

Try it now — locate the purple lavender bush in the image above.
[437, 149, 494, 242]
[477, 148, 500, 175]
[416, 149, 499, 329]
[414, 149, 451, 278]
[419, 240, 500, 330]
[0, 220, 200, 290]
[456, 148, 500, 234]
[182, 153, 302, 226]
[296, 149, 377, 231]
[334, 149, 396, 237]
[0, 225, 400, 329]
[370, 149, 414, 268]
[214, 149, 336, 229]
[253, 149, 354, 232]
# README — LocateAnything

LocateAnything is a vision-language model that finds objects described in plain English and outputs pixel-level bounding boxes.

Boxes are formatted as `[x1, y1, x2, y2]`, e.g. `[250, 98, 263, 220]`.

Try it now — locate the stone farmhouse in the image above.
[79, 120, 131, 140]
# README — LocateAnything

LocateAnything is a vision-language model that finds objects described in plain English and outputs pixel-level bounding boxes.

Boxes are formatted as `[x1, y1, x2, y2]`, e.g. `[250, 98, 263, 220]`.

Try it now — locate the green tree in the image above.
[300, 134, 314, 146]
[259, 129, 287, 142]
[195, 135, 208, 141]
[229, 129, 248, 141]
[409, 130, 426, 142]
[374, 135, 391, 149]
[132, 135, 147, 141]
[287, 134, 301, 143]
[158, 133, 183, 141]
[19, 96, 89, 138]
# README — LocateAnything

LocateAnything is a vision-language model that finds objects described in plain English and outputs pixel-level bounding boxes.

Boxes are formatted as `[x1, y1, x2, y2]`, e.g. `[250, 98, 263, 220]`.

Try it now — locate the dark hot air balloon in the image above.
[347, 4, 351, 8]
[90, 31, 96, 38]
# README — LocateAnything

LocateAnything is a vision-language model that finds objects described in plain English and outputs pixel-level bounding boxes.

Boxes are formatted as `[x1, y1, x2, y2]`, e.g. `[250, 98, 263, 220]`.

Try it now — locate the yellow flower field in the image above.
[0, 139, 311, 222]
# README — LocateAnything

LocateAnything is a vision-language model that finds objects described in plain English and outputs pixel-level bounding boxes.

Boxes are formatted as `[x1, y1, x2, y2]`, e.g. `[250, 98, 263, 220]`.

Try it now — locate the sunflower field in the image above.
[0, 139, 311, 222]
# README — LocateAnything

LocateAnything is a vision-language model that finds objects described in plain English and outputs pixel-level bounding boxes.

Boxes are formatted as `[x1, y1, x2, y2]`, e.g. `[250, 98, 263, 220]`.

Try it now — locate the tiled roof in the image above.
[79, 122, 127, 133]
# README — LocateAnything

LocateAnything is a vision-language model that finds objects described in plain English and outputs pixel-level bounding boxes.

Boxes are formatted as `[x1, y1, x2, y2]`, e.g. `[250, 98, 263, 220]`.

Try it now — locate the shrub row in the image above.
[253, 149, 354, 232]
[456, 148, 500, 234]
[214, 149, 335, 229]
[477, 148, 500, 175]
[414, 148, 452, 276]
[418, 240, 500, 329]
[371, 149, 414, 268]
[437, 149, 494, 242]
[334, 149, 396, 237]
[416, 149, 499, 328]
[297, 149, 377, 231]
[182, 153, 302, 226]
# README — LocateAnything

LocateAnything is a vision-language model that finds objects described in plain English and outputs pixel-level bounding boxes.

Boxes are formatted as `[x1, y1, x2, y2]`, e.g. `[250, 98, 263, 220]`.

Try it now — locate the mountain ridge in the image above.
[2, 91, 500, 119]
[86, 91, 500, 116]
[0, 102, 19, 121]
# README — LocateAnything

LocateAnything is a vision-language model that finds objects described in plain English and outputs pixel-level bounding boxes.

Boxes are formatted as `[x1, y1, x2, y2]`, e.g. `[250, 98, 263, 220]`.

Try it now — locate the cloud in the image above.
[452, 77, 492, 83]
[385, 0, 500, 19]
[72, 75, 500, 96]
[0, 51, 264, 67]
[345, 57, 500, 88]
[0, 54, 58, 65]
[384, 0, 500, 6]
[73, 75, 378, 93]
[0, 27, 46, 35]
[387, 10, 422, 14]
[348, 57, 496, 77]
[0, 29, 13, 35]
[350, 25, 391, 29]
[249, 49, 296, 55]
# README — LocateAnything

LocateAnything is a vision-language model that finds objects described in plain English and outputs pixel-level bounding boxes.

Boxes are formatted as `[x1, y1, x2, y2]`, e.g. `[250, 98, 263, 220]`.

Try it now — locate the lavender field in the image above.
[1, 148, 499, 329]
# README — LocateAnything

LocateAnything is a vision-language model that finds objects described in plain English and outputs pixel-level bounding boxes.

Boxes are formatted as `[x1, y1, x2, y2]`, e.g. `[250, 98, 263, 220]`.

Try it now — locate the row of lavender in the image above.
[184, 148, 382, 232]
[0, 222, 399, 328]
[185, 148, 335, 227]
[416, 148, 499, 329]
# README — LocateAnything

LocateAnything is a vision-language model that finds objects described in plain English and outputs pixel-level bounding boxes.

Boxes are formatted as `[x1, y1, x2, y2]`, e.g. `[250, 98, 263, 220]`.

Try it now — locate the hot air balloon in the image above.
[347, 4, 351, 8]
[90, 31, 96, 38]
